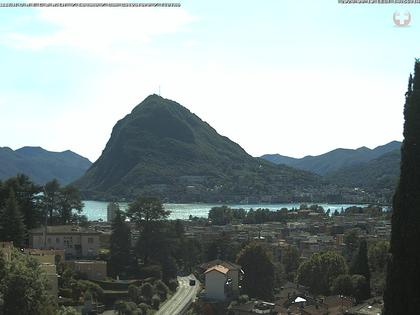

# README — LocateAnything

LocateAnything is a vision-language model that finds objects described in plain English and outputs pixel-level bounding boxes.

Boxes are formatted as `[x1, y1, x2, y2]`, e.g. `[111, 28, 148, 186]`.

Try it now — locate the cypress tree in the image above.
[350, 239, 370, 299]
[0, 189, 26, 246]
[109, 210, 131, 277]
[384, 61, 420, 314]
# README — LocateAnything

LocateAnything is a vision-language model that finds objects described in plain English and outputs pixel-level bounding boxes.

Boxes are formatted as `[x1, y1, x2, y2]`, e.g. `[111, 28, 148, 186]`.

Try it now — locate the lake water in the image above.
[81, 200, 368, 221]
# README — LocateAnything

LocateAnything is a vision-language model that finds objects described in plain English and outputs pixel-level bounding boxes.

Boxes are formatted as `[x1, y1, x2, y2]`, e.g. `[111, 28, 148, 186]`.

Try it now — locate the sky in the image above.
[0, 0, 419, 162]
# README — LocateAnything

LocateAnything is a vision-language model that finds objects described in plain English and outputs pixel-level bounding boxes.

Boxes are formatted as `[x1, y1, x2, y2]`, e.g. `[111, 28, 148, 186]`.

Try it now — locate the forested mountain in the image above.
[325, 149, 400, 190]
[261, 141, 401, 175]
[75, 94, 321, 202]
[0, 146, 91, 185]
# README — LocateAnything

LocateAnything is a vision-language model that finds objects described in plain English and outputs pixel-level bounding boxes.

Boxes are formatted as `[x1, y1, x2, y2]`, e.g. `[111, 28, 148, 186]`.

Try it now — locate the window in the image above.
[47, 238, 51, 244]
[64, 236, 73, 248]
[88, 238, 94, 244]
[56, 238, 60, 244]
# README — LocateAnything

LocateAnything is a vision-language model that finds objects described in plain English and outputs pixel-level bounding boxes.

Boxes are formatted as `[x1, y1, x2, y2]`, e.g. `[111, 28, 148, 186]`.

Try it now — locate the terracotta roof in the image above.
[200, 259, 241, 271]
[205, 264, 229, 275]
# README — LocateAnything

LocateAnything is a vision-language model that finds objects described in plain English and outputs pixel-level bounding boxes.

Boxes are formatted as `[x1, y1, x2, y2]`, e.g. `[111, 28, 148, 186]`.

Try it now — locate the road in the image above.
[155, 275, 200, 315]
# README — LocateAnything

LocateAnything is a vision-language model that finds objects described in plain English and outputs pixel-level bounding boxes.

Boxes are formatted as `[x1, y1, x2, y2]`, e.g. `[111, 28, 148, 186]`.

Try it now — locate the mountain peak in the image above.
[75, 97, 320, 201]
[16, 146, 47, 156]
[0, 147, 92, 185]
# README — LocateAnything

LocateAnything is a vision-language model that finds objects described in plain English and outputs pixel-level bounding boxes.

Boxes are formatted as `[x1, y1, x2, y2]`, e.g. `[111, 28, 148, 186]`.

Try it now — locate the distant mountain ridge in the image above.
[75, 94, 321, 202]
[0, 146, 92, 185]
[261, 141, 401, 175]
[325, 148, 400, 190]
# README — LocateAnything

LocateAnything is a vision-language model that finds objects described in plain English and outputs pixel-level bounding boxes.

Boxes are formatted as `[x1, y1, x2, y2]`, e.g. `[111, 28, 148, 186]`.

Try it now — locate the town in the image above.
[0, 178, 390, 315]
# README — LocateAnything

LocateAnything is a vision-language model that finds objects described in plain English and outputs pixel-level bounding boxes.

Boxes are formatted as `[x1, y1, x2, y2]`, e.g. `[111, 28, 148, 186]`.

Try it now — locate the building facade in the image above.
[29, 225, 102, 258]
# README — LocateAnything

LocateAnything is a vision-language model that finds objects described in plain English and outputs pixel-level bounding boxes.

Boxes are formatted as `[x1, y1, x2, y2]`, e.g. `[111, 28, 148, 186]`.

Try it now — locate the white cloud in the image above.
[3, 1, 196, 57]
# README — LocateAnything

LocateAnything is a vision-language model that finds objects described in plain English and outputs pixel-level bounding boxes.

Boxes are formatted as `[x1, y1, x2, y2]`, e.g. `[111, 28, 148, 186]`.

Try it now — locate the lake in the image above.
[81, 201, 369, 221]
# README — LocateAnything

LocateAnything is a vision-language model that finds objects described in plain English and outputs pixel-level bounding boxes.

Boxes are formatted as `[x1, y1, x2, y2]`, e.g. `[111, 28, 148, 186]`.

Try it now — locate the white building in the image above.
[202, 260, 241, 301]
[29, 225, 102, 258]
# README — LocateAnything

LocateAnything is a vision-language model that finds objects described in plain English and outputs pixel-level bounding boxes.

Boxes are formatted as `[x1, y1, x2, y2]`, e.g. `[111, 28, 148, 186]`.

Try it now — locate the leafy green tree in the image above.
[208, 206, 234, 225]
[296, 251, 348, 295]
[41, 181, 84, 225]
[331, 274, 369, 302]
[127, 197, 170, 264]
[236, 242, 275, 300]
[0, 189, 26, 246]
[331, 274, 353, 296]
[109, 210, 131, 277]
[384, 61, 420, 315]
[350, 239, 370, 298]
[57, 185, 83, 225]
[2, 250, 54, 315]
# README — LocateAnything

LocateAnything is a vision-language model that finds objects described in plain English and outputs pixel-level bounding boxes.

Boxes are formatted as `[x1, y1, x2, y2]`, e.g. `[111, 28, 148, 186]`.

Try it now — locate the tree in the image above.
[281, 246, 300, 277]
[384, 62, 420, 315]
[350, 239, 370, 298]
[140, 283, 154, 302]
[43, 179, 61, 224]
[109, 210, 131, 277]
[57, 185, 83, 225]
[161, 255, 178, 283]
[0, 189, 26, 246]
[368, 240, 389, 273]
[236, 242, 275, 300]
[127, 197, 170, 264]
[2, 250, 54, 315]
[343, 229, 360, 261]
[208, 206, 233, 225]
[2, 174, 42, 229]
[331, 274, 369, 302]
[351, 275, 369, 303]
[296, 251, 348, 295]
[331, 274, 353, 296]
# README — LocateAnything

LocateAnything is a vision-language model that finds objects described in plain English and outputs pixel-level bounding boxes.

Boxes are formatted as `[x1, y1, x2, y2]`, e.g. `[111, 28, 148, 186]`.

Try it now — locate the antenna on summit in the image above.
[158, 85, 161, 96]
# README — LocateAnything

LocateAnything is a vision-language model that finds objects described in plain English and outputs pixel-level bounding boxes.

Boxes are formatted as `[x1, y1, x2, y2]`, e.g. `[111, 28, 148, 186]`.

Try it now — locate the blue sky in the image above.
[0, 0, 419, 161]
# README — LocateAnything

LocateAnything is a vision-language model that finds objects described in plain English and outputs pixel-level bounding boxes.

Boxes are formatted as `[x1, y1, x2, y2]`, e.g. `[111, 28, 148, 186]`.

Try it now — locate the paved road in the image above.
[156, 275, 200, 315]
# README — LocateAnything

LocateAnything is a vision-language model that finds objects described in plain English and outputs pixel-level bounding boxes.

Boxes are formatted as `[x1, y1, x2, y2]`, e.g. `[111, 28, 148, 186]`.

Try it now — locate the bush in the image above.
[138, 303, 150, 315]
[128, 285, 140, 303]
[331, 274, 353, 296]
[151, 294, 161, 309]
[57, 306, 79, 315]
[155, 280, 170, 300]
[352, 275, 370, 302]
[77, 280, 104, 301]
[238, 295, 249, 304]
[58, 288, 73, 299]
[168, 279, 179, 292]
[140, 283, 154, 301]
[139, 265, 162, 279]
